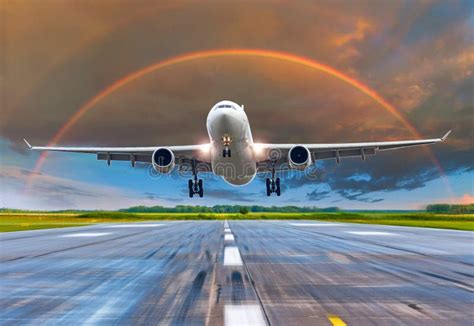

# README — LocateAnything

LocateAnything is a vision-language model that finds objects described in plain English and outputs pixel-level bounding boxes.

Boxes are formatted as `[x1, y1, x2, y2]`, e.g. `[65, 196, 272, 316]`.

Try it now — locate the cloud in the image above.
[306, 188, 331, 201]
[446, 193, 474, 205]
[0, 166, 168, 210]
[1, 1, 472, 209]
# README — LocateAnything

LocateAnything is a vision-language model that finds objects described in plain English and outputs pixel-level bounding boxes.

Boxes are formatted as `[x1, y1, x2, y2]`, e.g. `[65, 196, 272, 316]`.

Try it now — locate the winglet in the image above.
[441, 130, 452, 141]
[23, 139, 32, 149]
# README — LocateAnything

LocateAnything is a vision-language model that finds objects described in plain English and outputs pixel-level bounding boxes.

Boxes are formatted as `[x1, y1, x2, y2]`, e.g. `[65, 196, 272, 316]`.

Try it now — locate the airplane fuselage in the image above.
[206, 100, 257, 186]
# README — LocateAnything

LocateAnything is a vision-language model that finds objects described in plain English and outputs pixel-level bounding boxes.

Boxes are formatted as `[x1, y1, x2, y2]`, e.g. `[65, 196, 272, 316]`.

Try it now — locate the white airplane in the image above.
[25, 100, 451, 197]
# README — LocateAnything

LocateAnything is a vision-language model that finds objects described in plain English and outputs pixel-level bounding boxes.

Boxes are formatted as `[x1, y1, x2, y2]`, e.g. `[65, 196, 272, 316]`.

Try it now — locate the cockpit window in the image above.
[216, 104, 236, 109]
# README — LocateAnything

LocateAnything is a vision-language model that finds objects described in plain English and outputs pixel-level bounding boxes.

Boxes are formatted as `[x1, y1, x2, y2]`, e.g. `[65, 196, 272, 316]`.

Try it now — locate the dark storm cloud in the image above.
[1, 0, 472, 206]
[282, 145, 472, 203]
[306, 188, 331, 201]
[335, 190, 383, 203]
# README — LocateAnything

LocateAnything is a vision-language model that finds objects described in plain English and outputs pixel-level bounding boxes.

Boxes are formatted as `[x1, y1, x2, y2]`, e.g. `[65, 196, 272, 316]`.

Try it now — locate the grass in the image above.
[0, 212, 473, 232]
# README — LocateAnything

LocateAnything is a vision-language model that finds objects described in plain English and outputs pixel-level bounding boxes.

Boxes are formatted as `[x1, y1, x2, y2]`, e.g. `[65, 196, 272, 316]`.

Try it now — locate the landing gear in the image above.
[188, 176, 203, 198]
[266, 165, 281, 196]
[266, 177, 281, 196]
[222, 134, 232, 158]
[223, 147, 231, 158]
[188, 160, 203, 198]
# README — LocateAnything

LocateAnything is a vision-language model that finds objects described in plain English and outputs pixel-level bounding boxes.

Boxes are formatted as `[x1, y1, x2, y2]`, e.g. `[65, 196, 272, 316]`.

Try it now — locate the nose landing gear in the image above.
[266, 165, 281, 196]
[222, 134, 232, 158]
[188, 160, 203, 198]
[223, 147, 231, 158]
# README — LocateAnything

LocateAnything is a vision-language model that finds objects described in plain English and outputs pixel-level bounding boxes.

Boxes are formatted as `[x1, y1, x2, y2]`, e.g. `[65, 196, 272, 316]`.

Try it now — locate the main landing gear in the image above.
[188, 160, 203, 198]
[266, 165, 281, 196]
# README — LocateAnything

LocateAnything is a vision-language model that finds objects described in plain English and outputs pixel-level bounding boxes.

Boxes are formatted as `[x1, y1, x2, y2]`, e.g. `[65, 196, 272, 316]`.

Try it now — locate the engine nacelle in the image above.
[152, 148, 175, 173]
[288, 145, 312, 170]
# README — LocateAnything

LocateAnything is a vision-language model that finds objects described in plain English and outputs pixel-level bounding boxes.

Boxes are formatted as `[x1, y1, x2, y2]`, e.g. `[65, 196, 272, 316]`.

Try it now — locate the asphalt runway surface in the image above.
[1, 221, 473, 325]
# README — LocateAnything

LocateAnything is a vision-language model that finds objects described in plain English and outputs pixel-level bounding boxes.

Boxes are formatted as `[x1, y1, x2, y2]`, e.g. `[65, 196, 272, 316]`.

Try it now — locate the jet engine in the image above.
[288, 145, 312, 170]
[152, 148, 175, 173]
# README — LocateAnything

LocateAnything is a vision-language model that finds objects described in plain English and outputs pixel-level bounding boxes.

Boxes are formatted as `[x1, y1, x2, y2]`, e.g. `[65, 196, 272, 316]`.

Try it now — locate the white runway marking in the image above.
[104, 224, 163, 228]
[290, 223, 340, 227]
[346, 231, 398, 236]
[225, 305, 266, 326]
[60, 232, 111, 238]
[225, 228, 232, 233]
[225, 234, 235, 242]
[224, 246, 243, 266]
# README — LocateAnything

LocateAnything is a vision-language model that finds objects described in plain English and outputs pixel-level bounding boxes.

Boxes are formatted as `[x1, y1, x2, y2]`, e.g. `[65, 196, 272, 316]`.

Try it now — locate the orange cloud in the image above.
[334, 19, 374, 47]
[447, 194, 474, 205]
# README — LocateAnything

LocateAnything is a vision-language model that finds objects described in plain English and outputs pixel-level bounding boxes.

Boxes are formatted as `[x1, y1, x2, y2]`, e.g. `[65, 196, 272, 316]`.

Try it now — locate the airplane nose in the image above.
[216, 110, 234, 126]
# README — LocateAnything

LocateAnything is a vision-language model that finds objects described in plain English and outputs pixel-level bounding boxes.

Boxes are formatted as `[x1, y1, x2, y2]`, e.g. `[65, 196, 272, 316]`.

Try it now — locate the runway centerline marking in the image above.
[224, 305, 266, 326]
[225, 228, 232, 233]
[346, 231, 398, 236]
[59, 232, 111, 237]
[328, 315, 347, 326]
[224, 246, 243, 266]
[224, 234, 235, 242]
[290, 223, 341, 226]
[103, 224, 163, 228]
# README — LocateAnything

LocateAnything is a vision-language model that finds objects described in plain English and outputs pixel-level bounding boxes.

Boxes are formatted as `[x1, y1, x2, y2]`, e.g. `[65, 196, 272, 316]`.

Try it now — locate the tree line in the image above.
[426, 204, 473, 214]
[119, 205, 341, 213]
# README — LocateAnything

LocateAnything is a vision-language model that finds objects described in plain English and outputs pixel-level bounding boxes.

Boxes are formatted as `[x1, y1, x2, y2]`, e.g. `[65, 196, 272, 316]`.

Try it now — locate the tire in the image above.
[198, 179, 203, 197]
[223, 148, 231, 158]
[266, 178, 271, 196]
[188, 180, 194, 198]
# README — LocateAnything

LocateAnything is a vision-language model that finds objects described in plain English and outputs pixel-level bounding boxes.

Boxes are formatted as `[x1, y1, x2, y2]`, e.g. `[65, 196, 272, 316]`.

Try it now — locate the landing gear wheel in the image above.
[188, 160, 204, 198]
[188, 179, 194, 198]
[276, 178, 281, 196]
[265, 165, 282, 196]
[198, 179, 203, 197]
[223, 148, 231, 158]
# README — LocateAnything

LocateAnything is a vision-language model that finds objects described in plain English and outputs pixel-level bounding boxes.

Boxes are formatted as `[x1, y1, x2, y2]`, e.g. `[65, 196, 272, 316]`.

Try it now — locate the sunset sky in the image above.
[1, 0, 472, 210]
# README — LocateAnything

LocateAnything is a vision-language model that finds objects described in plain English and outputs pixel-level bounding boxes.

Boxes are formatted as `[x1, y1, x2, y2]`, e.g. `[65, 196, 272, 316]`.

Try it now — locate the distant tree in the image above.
[239, 206, 249, 215]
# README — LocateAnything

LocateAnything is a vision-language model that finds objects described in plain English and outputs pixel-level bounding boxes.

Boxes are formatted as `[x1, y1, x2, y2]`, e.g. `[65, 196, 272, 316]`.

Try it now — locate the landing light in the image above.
[200, 143, 211, 153]
[253, 143, 265, 155]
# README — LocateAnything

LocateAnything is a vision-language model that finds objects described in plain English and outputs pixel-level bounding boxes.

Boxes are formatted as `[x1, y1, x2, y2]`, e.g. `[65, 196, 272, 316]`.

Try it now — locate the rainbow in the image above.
[27, 48, 450, 194]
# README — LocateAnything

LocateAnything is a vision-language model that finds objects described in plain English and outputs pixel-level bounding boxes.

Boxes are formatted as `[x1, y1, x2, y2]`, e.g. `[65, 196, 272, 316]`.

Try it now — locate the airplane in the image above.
[24, 100, 451, 198]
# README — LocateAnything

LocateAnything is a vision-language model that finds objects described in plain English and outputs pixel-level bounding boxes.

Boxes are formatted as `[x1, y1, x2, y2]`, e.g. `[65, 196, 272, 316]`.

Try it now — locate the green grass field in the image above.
[0, 212, 473, 232]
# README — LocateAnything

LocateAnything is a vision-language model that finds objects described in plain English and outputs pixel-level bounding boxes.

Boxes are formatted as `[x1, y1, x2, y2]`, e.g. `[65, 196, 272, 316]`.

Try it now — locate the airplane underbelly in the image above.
[212, 143, 256, 186]
[208, 115, 256, 186]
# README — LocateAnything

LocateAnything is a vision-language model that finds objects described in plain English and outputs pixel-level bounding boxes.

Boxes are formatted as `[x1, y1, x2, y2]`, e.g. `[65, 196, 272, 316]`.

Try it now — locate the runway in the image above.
[1, 221, 473, 325]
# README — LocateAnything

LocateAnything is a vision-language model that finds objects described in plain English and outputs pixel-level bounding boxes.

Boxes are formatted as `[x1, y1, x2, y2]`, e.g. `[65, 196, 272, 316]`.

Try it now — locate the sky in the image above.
[0, 0, 473, 210]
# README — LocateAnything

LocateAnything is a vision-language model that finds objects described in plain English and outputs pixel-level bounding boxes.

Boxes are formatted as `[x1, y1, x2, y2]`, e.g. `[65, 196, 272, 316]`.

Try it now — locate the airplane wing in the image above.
[256, 130, 451, 172]
[23, 140, 212, 172]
